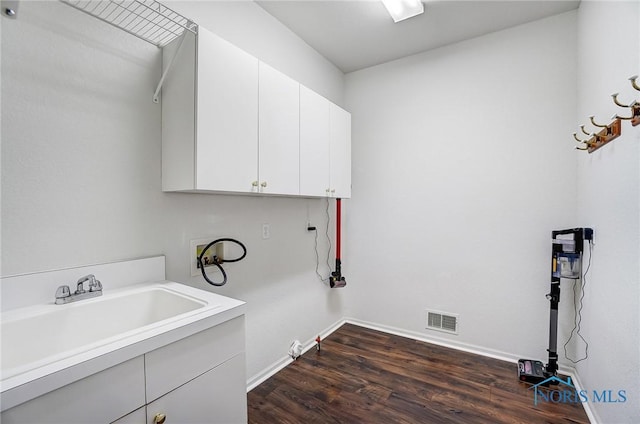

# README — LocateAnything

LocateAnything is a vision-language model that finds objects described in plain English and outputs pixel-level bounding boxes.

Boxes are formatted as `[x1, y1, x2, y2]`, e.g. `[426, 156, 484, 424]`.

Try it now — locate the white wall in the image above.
[1, 1, 346, 384]
[575, 2, 639, 423]
[344, 12, 579, 361]
[4, 2, 638, 418]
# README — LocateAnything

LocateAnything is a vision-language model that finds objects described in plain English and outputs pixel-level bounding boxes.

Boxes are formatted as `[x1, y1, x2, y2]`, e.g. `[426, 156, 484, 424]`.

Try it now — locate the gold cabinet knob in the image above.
[260, 181, 267, 188]
[153, 413, 166, 424]
[251, 181, 258, 187]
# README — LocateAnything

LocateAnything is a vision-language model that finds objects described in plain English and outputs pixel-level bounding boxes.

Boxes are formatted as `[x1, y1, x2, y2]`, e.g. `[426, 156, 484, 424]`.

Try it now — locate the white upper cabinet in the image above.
[162, 27, 258, 193]
[300, 86, 331, 197]
[196, 28, 259, 193]
[162, 26, 350, 198]
[330, 104, 352, 198]
[258, 63, 300, 196]
[300, 86, 351, 198]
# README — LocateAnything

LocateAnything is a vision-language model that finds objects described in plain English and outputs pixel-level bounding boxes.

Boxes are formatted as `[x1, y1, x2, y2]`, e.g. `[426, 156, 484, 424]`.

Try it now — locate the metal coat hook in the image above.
[589, 115, 608, 129]
[573, 132, 590, 144]
[611, 93, 633, 108]
[612, 91, 639, 124]
[630, 75, 640, 91]
[573, 132, 595, 151]
[614, 108, 636, 121]
[580, 125, 593, 136]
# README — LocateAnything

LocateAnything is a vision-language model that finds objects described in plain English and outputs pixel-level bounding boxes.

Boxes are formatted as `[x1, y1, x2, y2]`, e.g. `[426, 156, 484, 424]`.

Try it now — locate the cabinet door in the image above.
[145, 316, 245, 403]
[161, 31, 197, 192]
[196, 28, 259, 193]
[146, 354, 247, 424]
[300, 85, 330, 197]
[258, 62, 300, 195]
[330, 104, 352, 198]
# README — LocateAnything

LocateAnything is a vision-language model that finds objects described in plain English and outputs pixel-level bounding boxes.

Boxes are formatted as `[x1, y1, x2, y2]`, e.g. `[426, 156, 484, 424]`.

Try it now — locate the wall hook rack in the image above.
[573, 117, 621, 153]
[574, 74, 639, 153]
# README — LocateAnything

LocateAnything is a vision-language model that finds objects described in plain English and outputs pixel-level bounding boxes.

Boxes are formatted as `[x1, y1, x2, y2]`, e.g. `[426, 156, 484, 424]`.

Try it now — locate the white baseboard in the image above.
[344, 317, 522, 364]
[246, 318, 346, 392]
[560, 367, 599, 424]
[246, 317, 596, 424]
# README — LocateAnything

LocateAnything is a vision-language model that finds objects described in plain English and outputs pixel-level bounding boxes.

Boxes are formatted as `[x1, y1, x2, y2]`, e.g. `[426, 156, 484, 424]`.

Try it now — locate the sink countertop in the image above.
[0, 280, 246, 412]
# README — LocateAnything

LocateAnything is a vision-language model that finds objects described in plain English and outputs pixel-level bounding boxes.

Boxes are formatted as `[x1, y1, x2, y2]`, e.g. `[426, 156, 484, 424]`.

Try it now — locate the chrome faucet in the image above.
[55, 274, 103, 305]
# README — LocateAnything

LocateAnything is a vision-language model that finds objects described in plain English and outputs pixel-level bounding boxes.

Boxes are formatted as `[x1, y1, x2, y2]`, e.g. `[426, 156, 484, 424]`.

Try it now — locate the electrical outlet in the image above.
[190, 238, 225, 277]
[262, 223, 270, 239]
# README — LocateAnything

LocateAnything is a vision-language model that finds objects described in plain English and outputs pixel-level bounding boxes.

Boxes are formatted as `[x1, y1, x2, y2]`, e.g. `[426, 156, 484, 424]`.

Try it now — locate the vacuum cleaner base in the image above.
[517, 359, 548, 384]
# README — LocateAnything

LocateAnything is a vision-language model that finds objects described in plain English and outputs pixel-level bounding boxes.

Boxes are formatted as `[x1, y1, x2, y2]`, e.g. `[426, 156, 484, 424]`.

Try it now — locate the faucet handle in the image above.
[89, 278, 102, 292]
[55, 285, 71, 303]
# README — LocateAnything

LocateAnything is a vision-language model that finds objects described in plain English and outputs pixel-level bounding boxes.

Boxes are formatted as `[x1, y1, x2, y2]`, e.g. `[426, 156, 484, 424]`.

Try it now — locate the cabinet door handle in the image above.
[260, 181, 267, 188]
[251, 181, 258, 187]
[153, 413, 166, 424]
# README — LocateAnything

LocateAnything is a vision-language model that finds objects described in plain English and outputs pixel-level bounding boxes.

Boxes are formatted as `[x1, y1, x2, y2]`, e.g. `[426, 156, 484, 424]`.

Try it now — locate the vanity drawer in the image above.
[145, 315, 245, 402]
[1, 356, 145, 424]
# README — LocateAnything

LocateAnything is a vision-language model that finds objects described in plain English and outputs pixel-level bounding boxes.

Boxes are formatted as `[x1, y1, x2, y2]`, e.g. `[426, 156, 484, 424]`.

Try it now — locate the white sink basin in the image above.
[1, 282, 220, 383]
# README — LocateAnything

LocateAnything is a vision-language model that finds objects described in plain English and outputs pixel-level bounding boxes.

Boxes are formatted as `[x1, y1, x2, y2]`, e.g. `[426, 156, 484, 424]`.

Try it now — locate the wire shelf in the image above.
[60, 0, 197, 47]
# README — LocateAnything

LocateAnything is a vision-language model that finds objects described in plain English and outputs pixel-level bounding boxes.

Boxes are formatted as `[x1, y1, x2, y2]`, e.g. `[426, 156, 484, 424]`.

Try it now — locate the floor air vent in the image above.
[426, 310, 459, 334]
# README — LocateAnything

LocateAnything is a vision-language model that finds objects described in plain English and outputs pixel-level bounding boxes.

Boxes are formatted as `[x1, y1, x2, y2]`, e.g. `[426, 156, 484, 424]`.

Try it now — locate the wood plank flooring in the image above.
[248, 323, 589, 423]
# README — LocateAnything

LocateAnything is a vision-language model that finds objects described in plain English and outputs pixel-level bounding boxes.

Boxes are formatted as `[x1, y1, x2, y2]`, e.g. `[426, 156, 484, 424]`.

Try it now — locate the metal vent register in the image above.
[426, 310, 458, 334]
[60, 0, 197, 47]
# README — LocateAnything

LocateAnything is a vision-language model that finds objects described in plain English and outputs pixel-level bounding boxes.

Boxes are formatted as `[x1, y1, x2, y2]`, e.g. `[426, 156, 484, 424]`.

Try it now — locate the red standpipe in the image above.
[330, 198, 347, 288]
[336, 198, 341, 261]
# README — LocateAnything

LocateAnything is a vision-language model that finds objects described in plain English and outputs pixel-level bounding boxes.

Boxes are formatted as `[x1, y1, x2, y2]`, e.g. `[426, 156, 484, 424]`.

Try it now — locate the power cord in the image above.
[563, 240, 592, 363]
[310, 198, 333, 282]
[324, 197, 332, 272]
[197, 238, 247, 287]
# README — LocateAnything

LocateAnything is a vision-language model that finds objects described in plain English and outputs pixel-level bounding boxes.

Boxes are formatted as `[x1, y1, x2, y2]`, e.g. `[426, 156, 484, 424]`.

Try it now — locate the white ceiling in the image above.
[256, 0, 580, 73]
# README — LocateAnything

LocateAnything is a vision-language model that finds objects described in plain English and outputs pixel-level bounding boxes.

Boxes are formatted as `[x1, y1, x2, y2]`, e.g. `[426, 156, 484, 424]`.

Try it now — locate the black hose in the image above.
[197, 238, 247, 287]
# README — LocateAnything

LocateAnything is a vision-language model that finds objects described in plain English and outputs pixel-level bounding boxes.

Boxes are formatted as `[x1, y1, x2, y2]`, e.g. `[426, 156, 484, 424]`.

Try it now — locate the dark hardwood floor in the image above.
[248, 323, 589, 423]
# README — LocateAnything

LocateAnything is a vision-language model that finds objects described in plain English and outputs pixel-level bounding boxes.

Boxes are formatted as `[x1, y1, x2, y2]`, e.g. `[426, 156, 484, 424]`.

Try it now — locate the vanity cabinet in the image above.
[300, 86, 352, 198]
[2, 316, 247, 424]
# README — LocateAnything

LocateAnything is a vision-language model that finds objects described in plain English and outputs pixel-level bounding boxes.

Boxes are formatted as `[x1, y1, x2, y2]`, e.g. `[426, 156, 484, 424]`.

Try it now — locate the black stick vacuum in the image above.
[517, 227, 592, 384]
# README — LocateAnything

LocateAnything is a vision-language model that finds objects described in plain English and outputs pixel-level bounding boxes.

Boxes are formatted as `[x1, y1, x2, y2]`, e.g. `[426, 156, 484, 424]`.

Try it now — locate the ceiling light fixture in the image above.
[381, 0, 424, 23]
